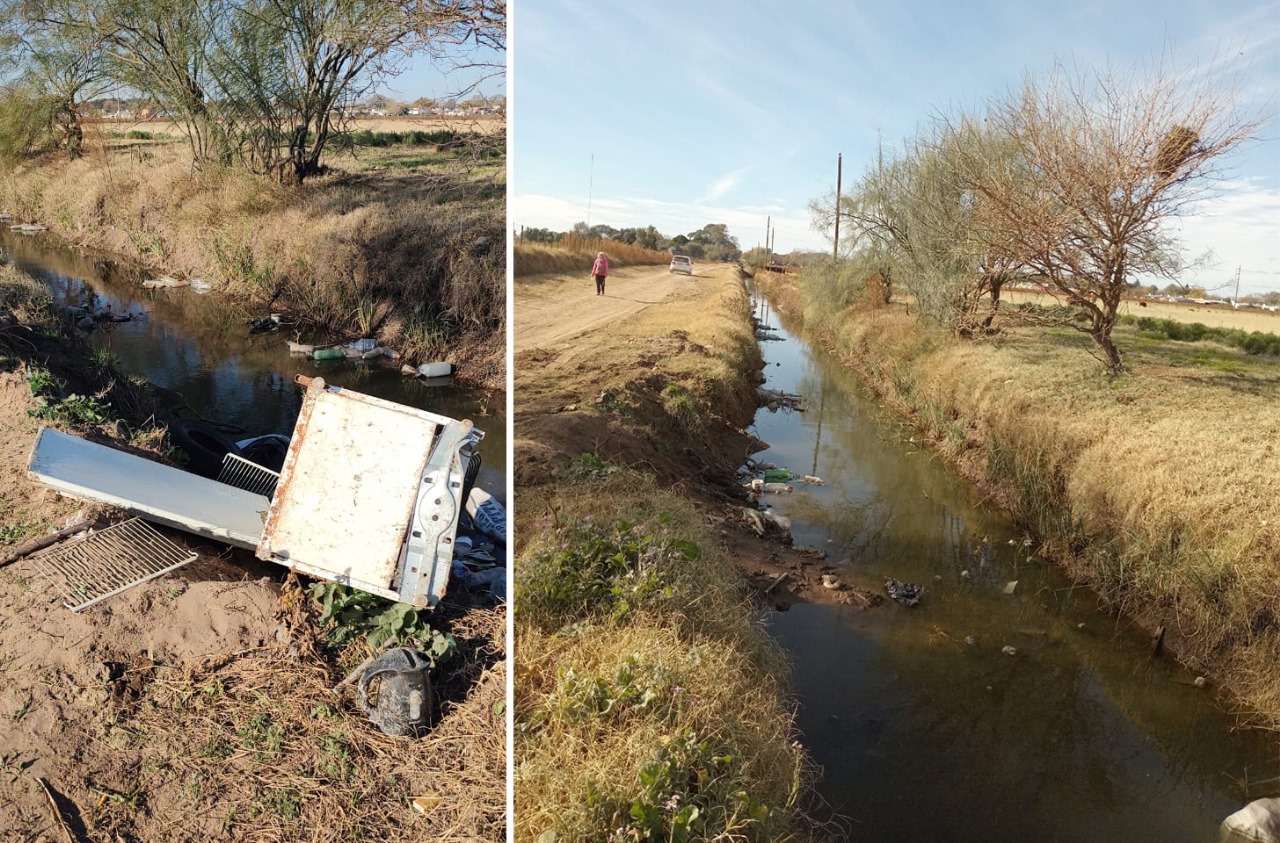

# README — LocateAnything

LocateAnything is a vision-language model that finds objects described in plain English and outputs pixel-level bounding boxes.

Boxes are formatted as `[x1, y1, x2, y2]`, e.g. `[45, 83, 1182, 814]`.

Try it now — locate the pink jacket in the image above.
[591, 256, 610, 276]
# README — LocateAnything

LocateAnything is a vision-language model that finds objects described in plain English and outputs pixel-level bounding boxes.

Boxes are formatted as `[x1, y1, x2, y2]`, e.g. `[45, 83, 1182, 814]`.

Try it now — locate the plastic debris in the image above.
[1002, 645, 1017, 656]
[885, 577, 923, 607]
[1003, 580, 1019, 595]
[762, 482, 793, 494]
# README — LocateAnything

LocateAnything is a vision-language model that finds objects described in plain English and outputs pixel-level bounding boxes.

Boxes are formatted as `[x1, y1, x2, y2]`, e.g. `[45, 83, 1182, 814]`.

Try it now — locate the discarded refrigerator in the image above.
[28, 375, 484, 608]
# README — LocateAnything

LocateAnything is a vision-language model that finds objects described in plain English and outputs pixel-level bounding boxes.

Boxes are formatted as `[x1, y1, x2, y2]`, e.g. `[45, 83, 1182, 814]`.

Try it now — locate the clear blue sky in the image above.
[511, 0, 1280, 294]
[378, 41, 506, 102]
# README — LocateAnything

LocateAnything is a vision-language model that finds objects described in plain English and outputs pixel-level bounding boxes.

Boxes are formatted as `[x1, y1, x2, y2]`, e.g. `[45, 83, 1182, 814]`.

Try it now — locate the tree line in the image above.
[520, 221, 743, 262]
[0, 0, 505, 182]
[809, 61, 1261, 372]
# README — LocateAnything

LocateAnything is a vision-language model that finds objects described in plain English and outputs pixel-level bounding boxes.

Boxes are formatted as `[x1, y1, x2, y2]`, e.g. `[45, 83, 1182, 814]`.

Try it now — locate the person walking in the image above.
[591, 251, 610, 295]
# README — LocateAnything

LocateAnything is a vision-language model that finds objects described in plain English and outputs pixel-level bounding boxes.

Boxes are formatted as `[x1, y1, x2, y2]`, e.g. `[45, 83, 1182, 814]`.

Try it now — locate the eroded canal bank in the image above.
[745, 281, 1279, 839]
[0, 230, 505, 502]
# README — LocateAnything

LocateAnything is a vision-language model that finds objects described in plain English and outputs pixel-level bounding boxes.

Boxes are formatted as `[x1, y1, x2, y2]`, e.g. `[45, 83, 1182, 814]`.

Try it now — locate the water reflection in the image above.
[1, 231, 505, 501]
[747, 289, 1277, 841]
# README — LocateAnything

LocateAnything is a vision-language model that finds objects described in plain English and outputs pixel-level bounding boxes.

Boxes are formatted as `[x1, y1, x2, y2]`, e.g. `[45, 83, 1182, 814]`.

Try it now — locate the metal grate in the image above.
[216, 453, 280, 498]
[27, 518, 198, 612]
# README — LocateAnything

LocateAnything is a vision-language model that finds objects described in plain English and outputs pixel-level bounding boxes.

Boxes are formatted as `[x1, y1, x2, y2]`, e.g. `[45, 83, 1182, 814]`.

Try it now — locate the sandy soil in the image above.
[514, 264, 698, 353]
[513, 263, 873, 608]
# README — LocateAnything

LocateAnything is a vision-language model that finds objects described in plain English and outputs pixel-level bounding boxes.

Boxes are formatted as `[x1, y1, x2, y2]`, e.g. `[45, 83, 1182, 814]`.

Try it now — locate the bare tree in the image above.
[955, 61, 1261, 371]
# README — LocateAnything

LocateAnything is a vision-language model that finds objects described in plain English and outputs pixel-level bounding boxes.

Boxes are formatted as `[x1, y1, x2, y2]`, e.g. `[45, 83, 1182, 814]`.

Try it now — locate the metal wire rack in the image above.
[27, 518, 198, 612]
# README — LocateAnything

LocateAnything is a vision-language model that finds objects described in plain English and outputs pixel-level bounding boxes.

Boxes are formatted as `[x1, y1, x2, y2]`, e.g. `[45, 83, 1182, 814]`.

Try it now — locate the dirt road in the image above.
[515, 263, 710, 352]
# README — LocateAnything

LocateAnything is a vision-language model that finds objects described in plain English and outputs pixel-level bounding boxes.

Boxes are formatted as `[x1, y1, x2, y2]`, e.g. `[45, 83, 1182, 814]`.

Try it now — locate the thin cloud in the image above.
[700, 167, 750, 204]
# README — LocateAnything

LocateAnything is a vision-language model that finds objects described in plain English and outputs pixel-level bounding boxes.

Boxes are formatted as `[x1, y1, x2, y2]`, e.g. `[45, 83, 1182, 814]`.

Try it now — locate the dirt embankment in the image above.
[0, 267, 504, 841]
[515, 261, 873, 606]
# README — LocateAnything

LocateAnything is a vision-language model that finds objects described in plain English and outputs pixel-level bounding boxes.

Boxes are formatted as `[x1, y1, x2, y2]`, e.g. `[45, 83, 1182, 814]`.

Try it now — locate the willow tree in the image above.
[811, 124, 1023, 333]
[955, 61, 1260, 372]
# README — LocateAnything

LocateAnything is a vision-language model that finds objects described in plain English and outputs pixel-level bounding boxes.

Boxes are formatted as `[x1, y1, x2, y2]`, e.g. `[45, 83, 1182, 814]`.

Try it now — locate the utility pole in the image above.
[1234, 266, 1242, 304]
[833, 153, 842, 261]
[586, 153, 595, 229]
[765, 216, 771, 264]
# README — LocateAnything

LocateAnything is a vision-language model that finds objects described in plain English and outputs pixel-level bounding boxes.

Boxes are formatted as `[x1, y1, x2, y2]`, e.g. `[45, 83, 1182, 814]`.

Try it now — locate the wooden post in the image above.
[833, 153, 842, 261]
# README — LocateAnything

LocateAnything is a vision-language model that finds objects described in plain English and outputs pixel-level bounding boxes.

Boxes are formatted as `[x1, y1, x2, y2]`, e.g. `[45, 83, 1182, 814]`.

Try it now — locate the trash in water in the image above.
[762, 467, 792, 483]
[358, 648, 433, 737]
[762, 482, 793, 494]
[403, 361, 456, 378]
[142, 276, 188, 288]
[1001, 645, 1018, 656]
[1002, 580, 1019, 595]
[821, 574, 840, 589]
[885, 577, 923, 606]
[312, 347, 346, 360]
[800, 474, 824, 485]
[965, 635, 979, 646]
[188, 279, 213, 294]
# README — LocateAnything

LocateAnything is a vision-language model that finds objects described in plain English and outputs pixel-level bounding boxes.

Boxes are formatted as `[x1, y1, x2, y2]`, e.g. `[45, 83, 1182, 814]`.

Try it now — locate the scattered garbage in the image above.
[758, 388, 803, 411]
[29, 375, 485, 608]
[188, 278, 213, 294]
[800, 474, 824, 485]
[965, 635, 979, 646]
[287, 340, 319, 354]
[1002, 580, 1019, 595]
[312, 347, 346, 360]
[1002, 645, 1018, 656]
[885, 577, 923, 606]
[1194, 676, 1208, 688]
[762, 467, 792, 483]
[142, 275, 188, 288]
[821, 574, 840, 590]
[9, 222, 47, 233]
[358, 648, 433, 737]
[466, 487, 507, 544]
[1221, 798, 1280, 843]
[762, 482, 794, 494]
[742, 507, 792, 540]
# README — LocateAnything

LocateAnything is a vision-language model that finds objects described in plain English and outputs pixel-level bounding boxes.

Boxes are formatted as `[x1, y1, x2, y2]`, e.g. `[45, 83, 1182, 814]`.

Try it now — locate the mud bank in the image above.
[752, 268, 1280, 727]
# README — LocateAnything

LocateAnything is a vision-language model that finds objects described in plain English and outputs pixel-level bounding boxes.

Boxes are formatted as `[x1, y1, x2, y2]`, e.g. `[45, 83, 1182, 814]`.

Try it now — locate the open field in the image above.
[1002, 288, 1280, 333]
[90, 114, 504, 141]
[761, 268, 1280, 727]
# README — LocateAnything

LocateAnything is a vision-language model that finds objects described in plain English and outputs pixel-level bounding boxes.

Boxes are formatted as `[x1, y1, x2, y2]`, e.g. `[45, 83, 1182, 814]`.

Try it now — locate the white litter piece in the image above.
[27, 518, 197, 612]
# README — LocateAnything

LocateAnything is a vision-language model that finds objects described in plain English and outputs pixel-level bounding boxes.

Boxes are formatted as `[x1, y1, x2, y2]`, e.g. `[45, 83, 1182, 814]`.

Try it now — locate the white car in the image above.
[669, 255, 693, 275]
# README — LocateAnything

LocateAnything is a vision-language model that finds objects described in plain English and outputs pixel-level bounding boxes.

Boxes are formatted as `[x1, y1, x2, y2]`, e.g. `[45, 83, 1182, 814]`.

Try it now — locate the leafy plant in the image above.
[519, 521, 697, 629]
[309, 582, 457, 663]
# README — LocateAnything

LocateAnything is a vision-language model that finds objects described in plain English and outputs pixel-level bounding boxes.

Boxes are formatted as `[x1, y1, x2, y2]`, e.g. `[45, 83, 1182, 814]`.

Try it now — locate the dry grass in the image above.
[0, 136, 505, 388]
[1003, 289, 1280, 333]
[514, 474, 819, 843]
[514, 235, 671, 278]
[758, 269, 1280, 727]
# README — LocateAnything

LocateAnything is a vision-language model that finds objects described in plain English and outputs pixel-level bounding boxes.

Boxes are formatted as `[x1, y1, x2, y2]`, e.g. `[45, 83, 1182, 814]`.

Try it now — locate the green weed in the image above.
[309, 582, 457, 661]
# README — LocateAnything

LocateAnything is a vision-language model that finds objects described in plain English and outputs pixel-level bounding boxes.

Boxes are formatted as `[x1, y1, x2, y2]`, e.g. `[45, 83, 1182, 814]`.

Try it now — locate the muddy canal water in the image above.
[1, 231, 505, 502]
[747, 290, 1277, 840]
